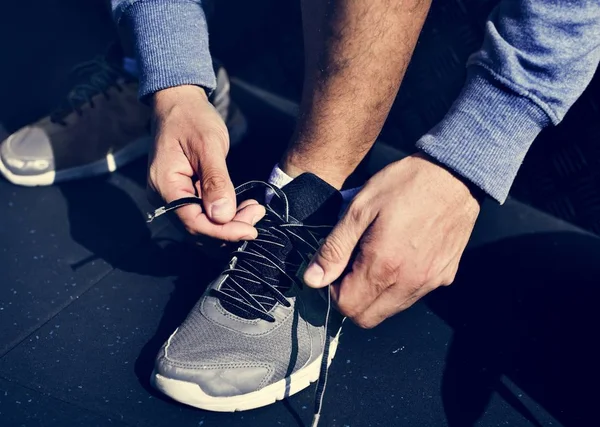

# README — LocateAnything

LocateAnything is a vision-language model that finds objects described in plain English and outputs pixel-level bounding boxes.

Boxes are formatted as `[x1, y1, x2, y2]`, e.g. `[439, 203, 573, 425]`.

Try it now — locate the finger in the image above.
[328, 214, 401, 320]
[184, 215, 259, 241]
[157, 167, 206, 233]
[353, 284, 431, 329]
[194, 179, 202, 197]
[304, 200, 375, 288]
[233, 203, 266, 225]
[160, 173, 256, 241]
[196, 145, 237, 224]
[330, 268, 380, 319]
[172, 194, 258, 241]
[237, 198, 260, 210]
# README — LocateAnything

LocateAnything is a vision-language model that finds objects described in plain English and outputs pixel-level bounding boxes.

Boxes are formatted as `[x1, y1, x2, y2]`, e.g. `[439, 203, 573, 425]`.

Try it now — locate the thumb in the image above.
[198, 149, 237, 224]
[304, 203, 373, 288]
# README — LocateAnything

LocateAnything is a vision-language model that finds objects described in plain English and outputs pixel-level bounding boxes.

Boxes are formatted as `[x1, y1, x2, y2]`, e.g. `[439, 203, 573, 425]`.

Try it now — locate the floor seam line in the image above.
[0, 220, 173, 360]
[0, 266, 116, 360]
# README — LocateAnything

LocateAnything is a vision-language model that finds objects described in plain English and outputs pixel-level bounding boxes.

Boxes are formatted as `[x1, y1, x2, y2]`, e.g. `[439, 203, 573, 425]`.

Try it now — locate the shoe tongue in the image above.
[276, 173, 342, 224]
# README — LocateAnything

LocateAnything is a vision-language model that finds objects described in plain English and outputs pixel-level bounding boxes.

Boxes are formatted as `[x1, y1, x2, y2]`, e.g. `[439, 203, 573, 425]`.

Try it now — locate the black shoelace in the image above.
[50, 56, 127, 125]
[147, 180, 335, 426]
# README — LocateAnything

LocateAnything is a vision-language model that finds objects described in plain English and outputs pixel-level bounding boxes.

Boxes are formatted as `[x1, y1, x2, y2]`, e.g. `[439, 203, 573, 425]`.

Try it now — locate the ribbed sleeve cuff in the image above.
[416, 67, 551, 203]
[119, 0, 216, 99]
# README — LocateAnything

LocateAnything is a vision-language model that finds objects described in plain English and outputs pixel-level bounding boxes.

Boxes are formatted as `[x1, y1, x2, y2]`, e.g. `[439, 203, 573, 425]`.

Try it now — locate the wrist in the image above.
[414, 152, 483, 208]
[152, 85, 208, 110]
[415, 67, 549, 203]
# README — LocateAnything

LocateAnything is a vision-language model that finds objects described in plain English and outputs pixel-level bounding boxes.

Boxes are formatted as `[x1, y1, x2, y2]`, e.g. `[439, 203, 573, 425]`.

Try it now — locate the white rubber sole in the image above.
[0, 136, 152, 187]
[151, 329, 341, 412]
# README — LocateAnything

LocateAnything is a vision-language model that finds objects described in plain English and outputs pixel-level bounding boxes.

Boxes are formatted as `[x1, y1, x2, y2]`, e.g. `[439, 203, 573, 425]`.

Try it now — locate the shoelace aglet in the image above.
[311, 414, 321, 427]
[146, 206, 166, 223]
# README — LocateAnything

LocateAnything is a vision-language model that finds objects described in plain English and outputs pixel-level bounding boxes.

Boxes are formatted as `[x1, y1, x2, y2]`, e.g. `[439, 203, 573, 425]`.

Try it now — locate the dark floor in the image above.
[2, 2, 600, 426]
[1, 79, 599, 427]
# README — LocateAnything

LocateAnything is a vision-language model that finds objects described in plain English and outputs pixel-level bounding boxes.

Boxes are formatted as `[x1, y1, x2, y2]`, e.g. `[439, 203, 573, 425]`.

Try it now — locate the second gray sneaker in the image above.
[0, 54, 246, 187]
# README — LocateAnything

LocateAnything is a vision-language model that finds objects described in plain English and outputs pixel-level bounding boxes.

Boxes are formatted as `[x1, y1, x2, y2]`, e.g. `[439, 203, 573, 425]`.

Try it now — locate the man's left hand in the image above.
[303, 153, 481, 328]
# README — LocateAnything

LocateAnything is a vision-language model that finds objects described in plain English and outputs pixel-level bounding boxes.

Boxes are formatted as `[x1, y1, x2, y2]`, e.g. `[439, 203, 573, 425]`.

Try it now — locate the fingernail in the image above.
[242, 232, 257, 241]
[251, 215, 261, 225]
[304, 262, 325, 287]
[210, 198, 233, 220]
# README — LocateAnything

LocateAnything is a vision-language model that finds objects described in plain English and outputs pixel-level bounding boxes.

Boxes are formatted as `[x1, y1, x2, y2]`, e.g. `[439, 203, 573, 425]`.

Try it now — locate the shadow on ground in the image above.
[428, 231, 600, 427]
[56, 160, 171, 276]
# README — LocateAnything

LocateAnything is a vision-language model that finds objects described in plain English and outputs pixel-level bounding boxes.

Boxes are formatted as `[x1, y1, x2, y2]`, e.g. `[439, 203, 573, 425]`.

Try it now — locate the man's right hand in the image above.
[149, 85, 265, 241]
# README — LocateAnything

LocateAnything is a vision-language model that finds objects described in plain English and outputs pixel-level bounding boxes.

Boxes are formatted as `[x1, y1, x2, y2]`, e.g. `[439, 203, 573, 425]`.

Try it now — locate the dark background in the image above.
[1, 1, 599, 426]
[3, 0, 599, 233]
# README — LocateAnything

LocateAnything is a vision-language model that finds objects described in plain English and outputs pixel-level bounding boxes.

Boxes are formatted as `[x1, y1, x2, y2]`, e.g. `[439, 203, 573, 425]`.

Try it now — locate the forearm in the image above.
[283, 0, 432, 188]
[417, 0, 600, 203]
[111, 0, 216, 99]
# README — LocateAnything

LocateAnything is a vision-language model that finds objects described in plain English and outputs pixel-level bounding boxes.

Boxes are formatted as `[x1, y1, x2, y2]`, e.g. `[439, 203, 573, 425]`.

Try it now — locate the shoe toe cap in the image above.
[156, 348, 272, 398]
[1, 127, 54, 175]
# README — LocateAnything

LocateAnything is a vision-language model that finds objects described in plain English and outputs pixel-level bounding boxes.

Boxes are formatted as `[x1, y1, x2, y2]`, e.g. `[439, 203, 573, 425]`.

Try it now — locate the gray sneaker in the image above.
[0, 53, 246, 187]
[147, 174, 344, 415]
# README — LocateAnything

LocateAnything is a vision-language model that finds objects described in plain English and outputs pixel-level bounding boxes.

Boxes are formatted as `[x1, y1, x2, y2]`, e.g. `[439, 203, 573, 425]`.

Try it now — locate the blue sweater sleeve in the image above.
[111, 0, 216, 99]
[417, 0, 600, 203]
